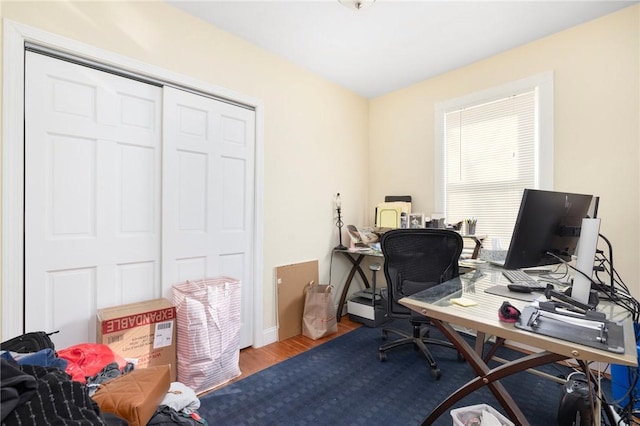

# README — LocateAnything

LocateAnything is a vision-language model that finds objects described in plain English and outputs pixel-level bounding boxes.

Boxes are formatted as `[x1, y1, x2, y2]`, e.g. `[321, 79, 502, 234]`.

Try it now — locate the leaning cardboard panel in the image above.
[275, 260, 319, 341]
[96, 299, 177, 381]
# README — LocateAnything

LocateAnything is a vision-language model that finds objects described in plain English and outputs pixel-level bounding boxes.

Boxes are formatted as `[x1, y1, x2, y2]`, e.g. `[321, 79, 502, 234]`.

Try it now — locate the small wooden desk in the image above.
[399, 270, 637, 425]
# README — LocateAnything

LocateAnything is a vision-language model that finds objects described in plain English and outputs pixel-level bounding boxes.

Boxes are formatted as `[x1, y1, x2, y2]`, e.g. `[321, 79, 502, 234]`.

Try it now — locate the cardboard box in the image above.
[97, 298, 176, 381]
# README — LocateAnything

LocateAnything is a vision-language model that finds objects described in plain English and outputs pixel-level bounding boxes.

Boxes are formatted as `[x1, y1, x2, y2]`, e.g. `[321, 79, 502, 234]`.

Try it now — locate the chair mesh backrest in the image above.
[380, 229, 463, 312]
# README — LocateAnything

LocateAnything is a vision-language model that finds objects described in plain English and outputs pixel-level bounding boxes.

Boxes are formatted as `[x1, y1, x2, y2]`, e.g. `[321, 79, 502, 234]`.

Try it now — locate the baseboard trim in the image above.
[254, 326, 278, 348]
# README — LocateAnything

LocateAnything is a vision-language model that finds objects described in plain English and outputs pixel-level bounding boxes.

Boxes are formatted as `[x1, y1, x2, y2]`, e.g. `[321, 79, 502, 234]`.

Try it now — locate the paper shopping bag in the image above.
[302, 281, 337, 340]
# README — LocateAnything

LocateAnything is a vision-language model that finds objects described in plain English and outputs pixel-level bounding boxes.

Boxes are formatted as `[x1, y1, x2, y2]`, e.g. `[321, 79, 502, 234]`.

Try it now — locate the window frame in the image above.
[434, 72, 554, 217]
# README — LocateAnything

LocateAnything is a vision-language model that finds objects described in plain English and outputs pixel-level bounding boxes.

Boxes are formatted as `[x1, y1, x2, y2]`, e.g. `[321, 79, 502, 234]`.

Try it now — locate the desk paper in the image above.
[451, 297, 478, 307]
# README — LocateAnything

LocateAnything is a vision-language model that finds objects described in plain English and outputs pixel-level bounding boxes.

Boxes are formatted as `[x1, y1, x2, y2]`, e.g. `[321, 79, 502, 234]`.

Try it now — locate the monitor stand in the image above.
[571, 218, 601, 305]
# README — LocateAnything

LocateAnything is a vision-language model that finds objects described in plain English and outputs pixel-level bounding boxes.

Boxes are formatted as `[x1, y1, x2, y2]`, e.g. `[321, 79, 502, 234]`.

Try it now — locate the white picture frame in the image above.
[408, 213, 425, 228]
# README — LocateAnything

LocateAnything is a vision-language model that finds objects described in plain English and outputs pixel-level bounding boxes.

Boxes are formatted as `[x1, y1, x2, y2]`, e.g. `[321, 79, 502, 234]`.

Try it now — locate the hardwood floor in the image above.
[219, 315, 361, 389]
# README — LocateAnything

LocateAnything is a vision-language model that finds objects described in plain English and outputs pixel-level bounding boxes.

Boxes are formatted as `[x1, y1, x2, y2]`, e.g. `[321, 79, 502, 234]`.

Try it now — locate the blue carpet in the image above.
[198, 321, 605, 425]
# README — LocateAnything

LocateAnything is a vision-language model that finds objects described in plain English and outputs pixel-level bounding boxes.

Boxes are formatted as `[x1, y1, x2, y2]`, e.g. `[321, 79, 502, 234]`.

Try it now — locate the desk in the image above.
[333, 248, 383, 322]
[462, 234, 486, 259]
[399, 269, 637, 425]
[333, 234, 485, 322]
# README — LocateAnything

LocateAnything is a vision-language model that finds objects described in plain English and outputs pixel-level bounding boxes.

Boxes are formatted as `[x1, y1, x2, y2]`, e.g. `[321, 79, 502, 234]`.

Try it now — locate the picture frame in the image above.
[408, 212, 425, 229]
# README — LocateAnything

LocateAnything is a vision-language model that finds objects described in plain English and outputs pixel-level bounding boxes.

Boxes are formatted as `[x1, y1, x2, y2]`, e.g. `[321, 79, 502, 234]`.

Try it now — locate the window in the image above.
[434, 73, 553, 249]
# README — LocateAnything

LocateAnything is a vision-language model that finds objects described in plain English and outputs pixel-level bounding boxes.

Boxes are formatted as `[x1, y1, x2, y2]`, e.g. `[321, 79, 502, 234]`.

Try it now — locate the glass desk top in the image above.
[401, 268, 637, 366]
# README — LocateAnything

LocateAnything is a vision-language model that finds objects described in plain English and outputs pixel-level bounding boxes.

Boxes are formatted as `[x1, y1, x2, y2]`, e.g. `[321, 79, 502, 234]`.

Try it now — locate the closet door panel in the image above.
[177, 151, 208, 234]
[163, 87, 255, 348]
[24, 52, 162, 349]
[25, 53, 255, 350]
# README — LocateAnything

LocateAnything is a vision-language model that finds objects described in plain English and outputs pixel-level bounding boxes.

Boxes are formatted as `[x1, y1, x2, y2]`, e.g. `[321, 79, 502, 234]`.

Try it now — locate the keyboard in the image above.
[502, 270, 540, 287]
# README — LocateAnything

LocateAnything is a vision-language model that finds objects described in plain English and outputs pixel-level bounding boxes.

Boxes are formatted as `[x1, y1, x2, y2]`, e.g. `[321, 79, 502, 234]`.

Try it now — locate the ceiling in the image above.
[167, 0, 638, 98]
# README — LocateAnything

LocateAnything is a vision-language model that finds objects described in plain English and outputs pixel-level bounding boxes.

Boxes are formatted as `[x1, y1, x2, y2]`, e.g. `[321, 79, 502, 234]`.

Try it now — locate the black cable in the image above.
[545, 251, 600, 287]
[599, 233, 615, 294]
[544, 251, 640, 323]
[587, 236, 640, 422]
[545, 241, 640, 424]
[539, 262, 570, 283]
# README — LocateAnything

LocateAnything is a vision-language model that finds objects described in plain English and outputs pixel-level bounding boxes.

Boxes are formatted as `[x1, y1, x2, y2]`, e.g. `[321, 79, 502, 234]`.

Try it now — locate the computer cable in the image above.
[594, 233, 639, 320]
[612, 364, 640, 424]
[593, 268, 639, 324]
[545, 252, 600, 287]
[565, 358, 640, 426]
[537, 276, 568, 287]
[598, 233, 615, 295]
[597, 261, 640, 324]
[563, 361, 634, 426]
[538, 262, 571, 283]
[545, 251, 640, 323]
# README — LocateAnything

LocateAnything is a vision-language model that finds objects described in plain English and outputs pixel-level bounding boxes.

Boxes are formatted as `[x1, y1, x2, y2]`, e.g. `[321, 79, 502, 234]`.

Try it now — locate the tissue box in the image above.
[450, 404, 514, 426]
[479, 248, 507, 262]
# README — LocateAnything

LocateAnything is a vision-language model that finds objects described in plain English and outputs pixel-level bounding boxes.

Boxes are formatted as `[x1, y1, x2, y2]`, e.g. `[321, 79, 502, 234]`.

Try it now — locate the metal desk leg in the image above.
[471, 237, 483, 259]
[369, 263, 381, 307]
[421, 320, 567, 426]
[474, 331, 486, 356]
[474, 332, 507, 364]
[336, 252, 371, 322]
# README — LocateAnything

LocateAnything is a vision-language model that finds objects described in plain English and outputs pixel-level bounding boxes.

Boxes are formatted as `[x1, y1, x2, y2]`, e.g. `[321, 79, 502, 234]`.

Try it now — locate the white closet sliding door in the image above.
[24, 53, 255, 350]
[24, 52, 163, 350]
[162, 87, 255, 349]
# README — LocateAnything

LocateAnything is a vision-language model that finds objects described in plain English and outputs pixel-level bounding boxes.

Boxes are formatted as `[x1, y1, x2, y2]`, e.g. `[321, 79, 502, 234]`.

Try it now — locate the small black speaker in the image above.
[557, 372, 594, 426]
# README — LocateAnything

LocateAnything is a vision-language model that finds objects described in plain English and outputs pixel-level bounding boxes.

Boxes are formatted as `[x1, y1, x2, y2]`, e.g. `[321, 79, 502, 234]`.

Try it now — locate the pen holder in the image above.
[465, 219, 476, 235]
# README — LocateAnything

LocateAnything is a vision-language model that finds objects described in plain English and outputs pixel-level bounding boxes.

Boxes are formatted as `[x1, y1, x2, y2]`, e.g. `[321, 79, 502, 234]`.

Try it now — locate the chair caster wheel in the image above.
[431, 368, 442, 380]
[379, 351, 387, 362]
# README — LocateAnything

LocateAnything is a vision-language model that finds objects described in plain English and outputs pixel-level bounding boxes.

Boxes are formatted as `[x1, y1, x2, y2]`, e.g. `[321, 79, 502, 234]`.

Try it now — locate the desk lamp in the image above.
[334, 193, 347, 250]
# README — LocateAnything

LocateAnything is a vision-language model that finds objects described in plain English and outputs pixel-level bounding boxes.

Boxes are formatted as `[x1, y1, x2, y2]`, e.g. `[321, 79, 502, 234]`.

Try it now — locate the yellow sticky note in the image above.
[450, 297, 478, 307]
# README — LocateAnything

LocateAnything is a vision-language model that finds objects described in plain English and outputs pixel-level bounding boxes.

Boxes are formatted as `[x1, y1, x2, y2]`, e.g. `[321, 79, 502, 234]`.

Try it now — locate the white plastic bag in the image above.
[172, 277, 241, 393]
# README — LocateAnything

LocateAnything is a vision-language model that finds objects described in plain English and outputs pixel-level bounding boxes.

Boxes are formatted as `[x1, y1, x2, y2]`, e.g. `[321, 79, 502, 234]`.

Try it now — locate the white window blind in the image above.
[444, 90, 536, 248]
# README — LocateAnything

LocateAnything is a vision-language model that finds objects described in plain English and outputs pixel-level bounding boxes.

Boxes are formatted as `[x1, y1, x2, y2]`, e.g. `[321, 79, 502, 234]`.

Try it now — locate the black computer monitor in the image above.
[503, 189, 594, 270]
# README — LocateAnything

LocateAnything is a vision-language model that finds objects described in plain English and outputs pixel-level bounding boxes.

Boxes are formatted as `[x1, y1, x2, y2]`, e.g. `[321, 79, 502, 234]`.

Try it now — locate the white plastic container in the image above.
[450, 404, 514, 426]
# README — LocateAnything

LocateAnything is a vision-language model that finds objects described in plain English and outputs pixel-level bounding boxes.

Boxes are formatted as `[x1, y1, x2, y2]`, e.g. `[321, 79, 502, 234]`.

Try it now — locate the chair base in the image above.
[378, 321, 460, 380]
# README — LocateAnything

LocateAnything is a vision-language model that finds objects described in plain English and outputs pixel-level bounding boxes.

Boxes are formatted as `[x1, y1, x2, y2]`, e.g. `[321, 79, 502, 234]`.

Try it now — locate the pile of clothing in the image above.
[1, 337, 206, 425]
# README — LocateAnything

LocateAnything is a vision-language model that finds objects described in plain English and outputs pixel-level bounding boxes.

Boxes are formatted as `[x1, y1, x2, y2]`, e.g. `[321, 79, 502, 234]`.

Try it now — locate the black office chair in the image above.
[378, 228, 463, 380]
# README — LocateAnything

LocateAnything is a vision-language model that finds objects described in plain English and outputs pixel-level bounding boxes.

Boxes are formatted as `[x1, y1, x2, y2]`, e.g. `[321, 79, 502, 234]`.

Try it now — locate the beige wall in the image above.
[370, 5, 640, 296]
[0, 1, 370, 338]
[2, 2, 638, 341]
